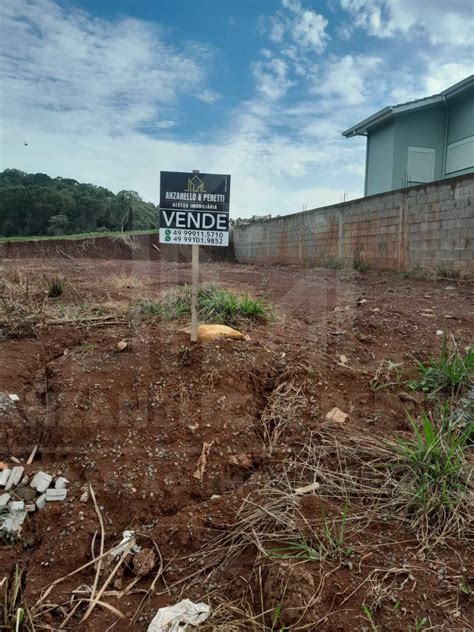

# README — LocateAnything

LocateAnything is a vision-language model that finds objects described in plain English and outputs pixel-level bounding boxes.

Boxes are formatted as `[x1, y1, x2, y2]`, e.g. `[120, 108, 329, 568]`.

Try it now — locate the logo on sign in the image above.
[186, 175, 206, 193]
[165, 229, 171, 242]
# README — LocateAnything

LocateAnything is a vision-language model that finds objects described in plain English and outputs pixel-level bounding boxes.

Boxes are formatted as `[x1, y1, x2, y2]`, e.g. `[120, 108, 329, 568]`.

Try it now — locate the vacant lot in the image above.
[1, 256, 473, 631]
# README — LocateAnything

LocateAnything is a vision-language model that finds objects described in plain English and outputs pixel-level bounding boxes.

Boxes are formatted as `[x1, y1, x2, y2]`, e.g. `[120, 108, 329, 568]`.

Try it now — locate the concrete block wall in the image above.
[233, 174, 474, 275]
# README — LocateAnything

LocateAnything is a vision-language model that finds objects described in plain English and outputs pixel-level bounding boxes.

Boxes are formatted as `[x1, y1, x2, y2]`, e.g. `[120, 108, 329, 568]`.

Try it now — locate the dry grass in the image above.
[291, 421, 473, 545]
[257, 364, 309, 453]
[111, 273, 143, 291]
[0, 267, 45, 337]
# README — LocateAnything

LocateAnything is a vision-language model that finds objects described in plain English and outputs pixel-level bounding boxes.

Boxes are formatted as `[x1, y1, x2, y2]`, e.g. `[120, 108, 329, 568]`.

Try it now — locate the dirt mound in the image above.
[0, 232, 236, 262]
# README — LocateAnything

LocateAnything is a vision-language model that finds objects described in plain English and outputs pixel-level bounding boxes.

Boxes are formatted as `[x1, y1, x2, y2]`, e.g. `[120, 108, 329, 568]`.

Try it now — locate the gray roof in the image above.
[342, 74, 474, 138]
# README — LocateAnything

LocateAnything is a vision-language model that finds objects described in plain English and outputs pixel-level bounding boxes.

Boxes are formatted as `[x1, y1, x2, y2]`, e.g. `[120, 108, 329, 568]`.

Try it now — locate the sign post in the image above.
[159, 170, 231, 342]
[191, 170, 200, 343]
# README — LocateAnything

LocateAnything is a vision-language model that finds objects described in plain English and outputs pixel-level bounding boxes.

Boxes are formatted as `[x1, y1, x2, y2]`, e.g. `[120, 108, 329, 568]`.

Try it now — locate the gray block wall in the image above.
[233, 174, 474, 275]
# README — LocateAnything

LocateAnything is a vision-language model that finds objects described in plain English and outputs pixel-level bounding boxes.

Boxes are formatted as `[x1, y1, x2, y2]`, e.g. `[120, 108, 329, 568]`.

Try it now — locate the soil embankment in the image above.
[0, 232, 236, 262]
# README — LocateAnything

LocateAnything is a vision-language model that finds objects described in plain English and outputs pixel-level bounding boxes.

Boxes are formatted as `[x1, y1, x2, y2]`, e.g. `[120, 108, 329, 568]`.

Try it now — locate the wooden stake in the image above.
[191, 243, 199, 342]
[190, 169, 200, 343]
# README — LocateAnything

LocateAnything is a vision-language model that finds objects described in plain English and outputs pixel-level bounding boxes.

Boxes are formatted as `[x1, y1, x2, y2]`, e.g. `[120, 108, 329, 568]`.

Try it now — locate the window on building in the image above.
[446, 136, 474, 174]
[407, 146, 436, 184]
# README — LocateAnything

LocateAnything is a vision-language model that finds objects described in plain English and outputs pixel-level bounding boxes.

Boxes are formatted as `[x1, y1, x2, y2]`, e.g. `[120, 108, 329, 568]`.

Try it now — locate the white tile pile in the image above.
[0, 467, 69, 537]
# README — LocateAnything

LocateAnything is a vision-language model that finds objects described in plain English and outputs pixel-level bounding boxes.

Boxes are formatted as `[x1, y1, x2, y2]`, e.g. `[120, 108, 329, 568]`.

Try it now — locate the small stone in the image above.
[8, 500, 25, 512]
[55, 477, 69, 489]
[116, 340, 128, 352]
[2, 511, 27, 534]
[45, 488, 67, 501]
[15, 486, 36, 502]
[8, 394, 20, 402]
[0, 493, 11, 508]
[36, 494, 47, 510]
[80, 490, 89, 503]
[132, 548, 156, 577]
[25, 504, 36, 513]
[325, 407, 349, 424]
[0, 469, 11, 486]
[30, 472, 53, 493]
[5, 466, 24, 491]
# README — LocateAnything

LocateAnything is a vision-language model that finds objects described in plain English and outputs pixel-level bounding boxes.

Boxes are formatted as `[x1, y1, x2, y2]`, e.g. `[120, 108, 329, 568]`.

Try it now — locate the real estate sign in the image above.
[159, 171, 231, 246]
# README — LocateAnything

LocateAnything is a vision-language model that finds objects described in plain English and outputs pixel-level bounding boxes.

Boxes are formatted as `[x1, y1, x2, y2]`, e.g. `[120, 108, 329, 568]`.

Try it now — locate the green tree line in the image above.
[0, 169, 158, 237]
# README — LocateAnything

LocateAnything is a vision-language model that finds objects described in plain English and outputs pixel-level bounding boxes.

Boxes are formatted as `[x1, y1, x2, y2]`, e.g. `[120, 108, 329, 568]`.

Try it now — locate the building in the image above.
[342, 75, 474, 196]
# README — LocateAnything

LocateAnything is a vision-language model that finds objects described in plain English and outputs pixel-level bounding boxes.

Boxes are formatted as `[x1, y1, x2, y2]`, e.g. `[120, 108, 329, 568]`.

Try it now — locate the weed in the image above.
[0, 565, 35, 631]
[320, 257, 343, 270]
[268, 502, 351, 562]
[362, 604, 378, 632]
[407, 339, 473, 399]
[391, 411, 471, 524]
[47, 276, 64, 298]
[321, 502, 351, 555]
[409, 616, 428, 631]
[132, 283, 270, 325]
[268, 538, 322, 562]
[370, 359, 404, 391]
[353, 260, 370, 273]
[437, 265, 460, 280]
[271, 604, 284, 630]
[452, 386, 474, 439]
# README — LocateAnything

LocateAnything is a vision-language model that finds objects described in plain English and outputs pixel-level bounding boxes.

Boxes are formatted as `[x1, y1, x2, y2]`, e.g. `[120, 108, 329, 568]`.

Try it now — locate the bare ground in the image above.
[1, 257, 473, 631]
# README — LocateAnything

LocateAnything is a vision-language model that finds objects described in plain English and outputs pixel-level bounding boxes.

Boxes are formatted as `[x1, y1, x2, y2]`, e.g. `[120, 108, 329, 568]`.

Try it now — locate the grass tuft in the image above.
[407, 338, 473, 399]
[132, 283, 270, 325]
[391, 411, 472, 524]
[47, 276, 65, 298]
[0, 565, 35, 631]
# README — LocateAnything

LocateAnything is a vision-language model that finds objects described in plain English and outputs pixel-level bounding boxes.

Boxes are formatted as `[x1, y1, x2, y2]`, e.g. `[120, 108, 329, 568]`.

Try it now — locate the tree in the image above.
[48, 214, 70, 236]
[0, 170, 158, 237]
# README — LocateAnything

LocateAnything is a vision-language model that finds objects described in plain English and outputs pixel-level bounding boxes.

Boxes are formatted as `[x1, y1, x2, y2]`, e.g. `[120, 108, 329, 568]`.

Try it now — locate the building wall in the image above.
[366, 122, 394, 195]
[233, 174, 474, 276]
[446, 89, 474, 177]
[447, 89, 474, 144]
[392, 105, 446, 189]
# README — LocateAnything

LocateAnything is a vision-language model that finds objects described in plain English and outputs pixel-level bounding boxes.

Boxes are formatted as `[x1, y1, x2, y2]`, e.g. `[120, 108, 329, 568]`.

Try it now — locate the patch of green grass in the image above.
[132, 283, 270, 325]
[407, 339, 473, 399]
[391, 411, 472, 522]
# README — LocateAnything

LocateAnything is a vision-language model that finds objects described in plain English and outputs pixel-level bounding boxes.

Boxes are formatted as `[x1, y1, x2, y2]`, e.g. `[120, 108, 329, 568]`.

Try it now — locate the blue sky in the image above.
[0, 0, 472, 217]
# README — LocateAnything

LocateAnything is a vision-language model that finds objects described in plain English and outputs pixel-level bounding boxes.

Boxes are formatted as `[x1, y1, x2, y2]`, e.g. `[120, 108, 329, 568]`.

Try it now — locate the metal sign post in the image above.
[159, 169, 231, 343]
[191, 170, 200, 343]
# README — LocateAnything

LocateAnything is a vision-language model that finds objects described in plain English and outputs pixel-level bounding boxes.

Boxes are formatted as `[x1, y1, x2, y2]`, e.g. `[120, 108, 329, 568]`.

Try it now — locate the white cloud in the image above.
[263, 1, 329, 54]
[252, 58, 294, 101]
[340, 0, 474, 46]
[424, 62, 474, 94]
[0, 0, 365, 218]
[197, 89, 222, 104]
[292, 9, 329, 52]
[312, 55, 382, 106]
[0, 0, 215, 138]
